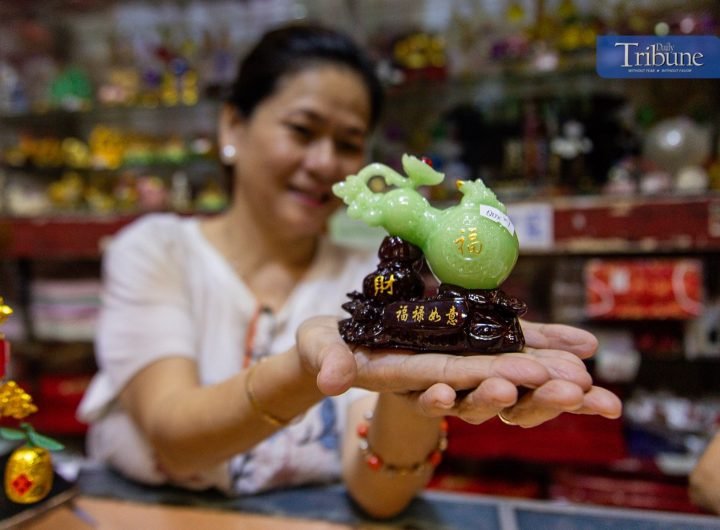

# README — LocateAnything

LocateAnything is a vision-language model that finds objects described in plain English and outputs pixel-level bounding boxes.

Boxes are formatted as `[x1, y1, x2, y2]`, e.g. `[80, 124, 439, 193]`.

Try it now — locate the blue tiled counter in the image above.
[77, 466, 720, 530]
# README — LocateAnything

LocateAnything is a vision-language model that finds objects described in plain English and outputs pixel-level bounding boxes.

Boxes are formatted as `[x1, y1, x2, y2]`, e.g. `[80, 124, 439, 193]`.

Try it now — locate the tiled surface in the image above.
[75, 467, 720, 530]
[513, 505, 720, 530]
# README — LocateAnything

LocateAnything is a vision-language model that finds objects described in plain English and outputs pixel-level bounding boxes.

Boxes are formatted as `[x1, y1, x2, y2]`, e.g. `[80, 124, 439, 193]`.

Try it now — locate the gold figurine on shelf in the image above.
[0, 297, 64, 504]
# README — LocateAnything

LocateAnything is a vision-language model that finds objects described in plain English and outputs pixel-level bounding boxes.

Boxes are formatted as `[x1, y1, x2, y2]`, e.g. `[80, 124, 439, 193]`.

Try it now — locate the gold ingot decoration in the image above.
[89, 125, 125, 170]
[5, 446, 53, 504]
[61, 137, 91, 169]
[0, 298, 12, 326]
[48, 171, 85, 209]
[0, 295, 63, 504]
[0, 381, 38, 419]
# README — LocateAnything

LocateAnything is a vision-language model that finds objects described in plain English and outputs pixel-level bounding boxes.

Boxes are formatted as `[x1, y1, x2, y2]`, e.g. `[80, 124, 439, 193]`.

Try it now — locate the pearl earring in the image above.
[221, 144, 236, 163]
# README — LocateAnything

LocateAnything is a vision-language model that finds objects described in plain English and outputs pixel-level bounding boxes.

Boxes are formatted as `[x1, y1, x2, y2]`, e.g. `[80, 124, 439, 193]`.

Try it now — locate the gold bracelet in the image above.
[245, 360, 291, 428]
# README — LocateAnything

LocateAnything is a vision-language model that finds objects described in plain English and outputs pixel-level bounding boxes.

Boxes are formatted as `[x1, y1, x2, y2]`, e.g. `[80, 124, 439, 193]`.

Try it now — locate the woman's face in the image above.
[226, 65, 372, 239]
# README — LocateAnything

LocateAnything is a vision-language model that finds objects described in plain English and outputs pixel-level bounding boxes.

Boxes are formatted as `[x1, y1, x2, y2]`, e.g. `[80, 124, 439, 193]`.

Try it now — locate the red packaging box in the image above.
[445, 414, 626, 465]
[585, 259, 703, 319]
[2, 375, 92, 435]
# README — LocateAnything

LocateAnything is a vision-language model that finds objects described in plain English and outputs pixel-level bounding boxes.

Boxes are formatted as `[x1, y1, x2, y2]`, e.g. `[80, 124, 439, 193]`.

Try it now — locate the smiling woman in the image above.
[76, 22, 621, 520]
[216, 65, 371, 240]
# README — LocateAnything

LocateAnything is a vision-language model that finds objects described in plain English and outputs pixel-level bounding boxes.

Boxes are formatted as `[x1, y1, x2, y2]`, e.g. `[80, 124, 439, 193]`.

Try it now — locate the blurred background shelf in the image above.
[0, 214, 136, 259]
[2, 194, 719, 259]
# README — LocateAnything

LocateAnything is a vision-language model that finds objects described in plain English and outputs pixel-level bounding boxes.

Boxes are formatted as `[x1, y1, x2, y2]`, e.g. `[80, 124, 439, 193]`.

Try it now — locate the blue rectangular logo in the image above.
[597, 36, 720, 78]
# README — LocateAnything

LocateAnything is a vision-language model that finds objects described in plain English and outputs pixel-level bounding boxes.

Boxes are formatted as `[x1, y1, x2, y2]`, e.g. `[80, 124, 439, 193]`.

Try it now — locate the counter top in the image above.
[19, 466, 719, 530]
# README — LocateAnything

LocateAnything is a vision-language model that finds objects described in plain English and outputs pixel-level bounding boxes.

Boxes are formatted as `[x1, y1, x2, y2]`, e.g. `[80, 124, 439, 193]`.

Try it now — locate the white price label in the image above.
[480, 205, 515, 235]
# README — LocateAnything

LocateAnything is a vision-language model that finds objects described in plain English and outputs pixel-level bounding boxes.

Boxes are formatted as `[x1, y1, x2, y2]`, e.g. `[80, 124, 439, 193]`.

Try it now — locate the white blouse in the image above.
[78, 213, 376, 494]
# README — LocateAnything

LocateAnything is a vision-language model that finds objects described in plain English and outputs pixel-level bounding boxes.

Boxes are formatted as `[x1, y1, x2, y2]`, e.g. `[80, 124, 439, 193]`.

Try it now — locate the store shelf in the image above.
[3, 194, 720, 260]
[0, 99, 220, 125]
[338, 194, 720, 255]
[1, 156, 219, 176]
[384, 58, 617, 102]
[0, 214, 136, 259]
[531, 194, 720, 254]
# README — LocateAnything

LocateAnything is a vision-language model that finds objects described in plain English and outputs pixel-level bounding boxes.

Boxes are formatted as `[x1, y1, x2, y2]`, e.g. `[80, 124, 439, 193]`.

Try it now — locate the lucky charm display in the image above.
[333, 154, 526, 354]
[0, 298, 64, 504]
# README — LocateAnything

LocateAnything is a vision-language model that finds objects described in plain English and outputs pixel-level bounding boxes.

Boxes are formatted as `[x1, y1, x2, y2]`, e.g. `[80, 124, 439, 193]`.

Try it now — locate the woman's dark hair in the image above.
[227, 23, 384, 129]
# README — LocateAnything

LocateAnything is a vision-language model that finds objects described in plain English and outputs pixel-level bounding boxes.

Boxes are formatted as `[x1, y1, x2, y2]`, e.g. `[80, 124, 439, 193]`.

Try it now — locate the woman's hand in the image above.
[689, 434, 720, 514]
[297, 316, 622, 426]
[489, 319, 622, 427]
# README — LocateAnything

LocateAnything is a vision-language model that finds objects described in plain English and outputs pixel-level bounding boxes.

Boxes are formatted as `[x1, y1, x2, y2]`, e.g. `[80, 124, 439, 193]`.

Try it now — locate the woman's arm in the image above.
[121, 315, 620, 503]
[119, 349, 324, 479]
[690, 434, 720, 514]
[342, 393, 442, 519]
[332, 317, 622, 518]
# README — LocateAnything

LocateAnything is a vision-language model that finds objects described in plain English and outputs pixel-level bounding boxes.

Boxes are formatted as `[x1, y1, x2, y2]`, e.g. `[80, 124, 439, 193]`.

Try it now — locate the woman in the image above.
[690, 434, 720, 513]
[77, 23, 621, 518]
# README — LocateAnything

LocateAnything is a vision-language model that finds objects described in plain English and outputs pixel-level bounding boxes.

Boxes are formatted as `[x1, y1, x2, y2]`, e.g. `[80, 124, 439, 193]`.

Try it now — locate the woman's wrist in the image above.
[244, 349, 325, 427]
[364, 392, 446, 469]
[357, 410, 448, 475]
[375, 391, 444, 427]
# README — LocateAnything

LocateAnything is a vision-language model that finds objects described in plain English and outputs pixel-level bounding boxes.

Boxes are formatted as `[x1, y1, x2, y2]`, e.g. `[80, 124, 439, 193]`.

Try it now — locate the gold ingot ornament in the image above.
[5, 445, 53, 504]
[0, 298, 64, 504]
[0, 423, 63, 504]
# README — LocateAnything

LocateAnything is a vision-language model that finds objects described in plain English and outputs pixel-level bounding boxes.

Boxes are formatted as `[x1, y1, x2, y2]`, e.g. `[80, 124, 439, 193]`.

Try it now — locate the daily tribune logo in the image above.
[616, 41, 704, 68]
[597, 36, 720, 78]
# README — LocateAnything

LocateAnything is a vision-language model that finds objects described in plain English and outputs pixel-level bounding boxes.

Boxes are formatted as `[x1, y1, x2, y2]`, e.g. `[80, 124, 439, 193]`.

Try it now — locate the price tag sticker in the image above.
[479, 205, 515, 235]
[506, 203, 554, 250]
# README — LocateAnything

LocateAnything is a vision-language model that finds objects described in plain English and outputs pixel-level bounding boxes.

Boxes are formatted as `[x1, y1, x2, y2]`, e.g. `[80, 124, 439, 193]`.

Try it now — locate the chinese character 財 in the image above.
[373, 274, 396, 296]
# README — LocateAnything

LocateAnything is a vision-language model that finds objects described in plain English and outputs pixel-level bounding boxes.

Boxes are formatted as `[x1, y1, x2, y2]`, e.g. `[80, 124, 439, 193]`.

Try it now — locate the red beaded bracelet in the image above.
[357, 416, 449, 475]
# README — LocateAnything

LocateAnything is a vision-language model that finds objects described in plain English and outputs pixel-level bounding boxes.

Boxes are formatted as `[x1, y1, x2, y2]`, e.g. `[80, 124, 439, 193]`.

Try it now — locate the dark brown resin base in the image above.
[339, 236, 527, 354]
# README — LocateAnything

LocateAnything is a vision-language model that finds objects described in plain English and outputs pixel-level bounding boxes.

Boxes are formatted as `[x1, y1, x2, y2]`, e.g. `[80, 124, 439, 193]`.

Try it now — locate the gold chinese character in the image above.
[428, 307, 441, 322]
[446, 306, 458, 326]
[395, 305, 409, 322]
[411, 305, 425, 322]
[454, 227, 481, 256]
[454, 231, 466, 255]
[466, 227, 481, 255]
[373, 274, 396, 296]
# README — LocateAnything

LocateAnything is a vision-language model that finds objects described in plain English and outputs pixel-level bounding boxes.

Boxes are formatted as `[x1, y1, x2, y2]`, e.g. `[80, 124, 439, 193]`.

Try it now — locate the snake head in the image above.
[401, 154, 445, 188]
[456, 179, 506, 212]
[332, 174, 363, 204]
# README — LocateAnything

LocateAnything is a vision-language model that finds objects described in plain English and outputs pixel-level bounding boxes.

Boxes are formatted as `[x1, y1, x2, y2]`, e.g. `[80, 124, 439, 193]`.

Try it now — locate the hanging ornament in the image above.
[557, 0, 578, 21]
[505, 1, 526, 25]
[0, 297, 64, 504]
[0, 300, 11, 378]
[0, 381, 38, 419]
[2, 423, 63, 503]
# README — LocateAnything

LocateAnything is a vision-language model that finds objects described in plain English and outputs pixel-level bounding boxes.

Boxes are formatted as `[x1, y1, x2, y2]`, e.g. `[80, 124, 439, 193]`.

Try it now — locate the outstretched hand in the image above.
[297, 317, 622, 427]
[491, 319, 622, 426]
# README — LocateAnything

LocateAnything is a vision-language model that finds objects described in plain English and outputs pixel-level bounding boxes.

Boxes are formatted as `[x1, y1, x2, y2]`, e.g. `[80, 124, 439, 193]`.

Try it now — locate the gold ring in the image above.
[497, 409, 517, 426]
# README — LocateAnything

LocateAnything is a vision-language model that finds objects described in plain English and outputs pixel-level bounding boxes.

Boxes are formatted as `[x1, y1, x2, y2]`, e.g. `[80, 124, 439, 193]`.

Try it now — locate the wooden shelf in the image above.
[507, 193, 720, 255]
[0, 214, 137, 259]
[1, 195, 719, 260]
[552, 194, 720, 254]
